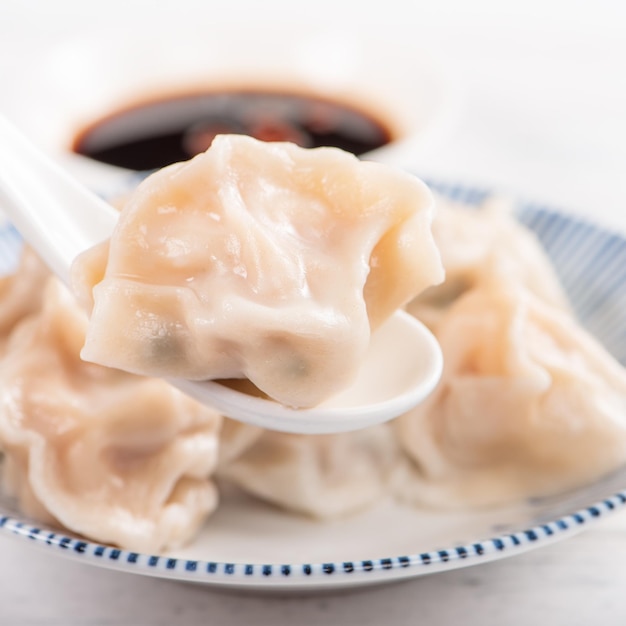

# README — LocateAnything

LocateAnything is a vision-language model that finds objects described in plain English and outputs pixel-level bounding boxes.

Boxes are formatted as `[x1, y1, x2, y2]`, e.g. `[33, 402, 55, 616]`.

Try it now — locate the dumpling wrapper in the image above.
[395, 279, 626, 508]
[0, 279, 222, 552]
[72, 135, 443, 408]
[0, 246, 50, 349]
[218, 425, 399, 519]
[408, 197, 569, 330]
[216, 417, 264, 467]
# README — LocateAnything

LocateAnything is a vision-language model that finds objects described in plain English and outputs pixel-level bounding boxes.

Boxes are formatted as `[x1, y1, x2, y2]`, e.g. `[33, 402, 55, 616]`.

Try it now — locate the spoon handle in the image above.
[0, 114, 117, 284]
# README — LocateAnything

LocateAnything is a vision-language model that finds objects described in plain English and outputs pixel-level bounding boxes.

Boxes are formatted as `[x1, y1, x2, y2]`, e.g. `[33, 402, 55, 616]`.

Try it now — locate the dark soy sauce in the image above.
[73, 90, 394, 171]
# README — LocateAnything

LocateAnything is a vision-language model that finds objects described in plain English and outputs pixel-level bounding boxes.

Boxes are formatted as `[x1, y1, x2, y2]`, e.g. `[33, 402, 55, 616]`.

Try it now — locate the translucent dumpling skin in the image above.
[218, 425, 399, 519]
[72, 135, 443, 408]
[408, 196, 569, 330]
[396, 279, 626, 508]
[0, 279, 222, 552]
[0, 246, 50, 349]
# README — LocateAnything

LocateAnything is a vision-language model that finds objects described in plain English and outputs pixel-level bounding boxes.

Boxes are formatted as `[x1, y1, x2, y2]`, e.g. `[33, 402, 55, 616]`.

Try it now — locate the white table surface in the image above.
[2, 0, 626, 624]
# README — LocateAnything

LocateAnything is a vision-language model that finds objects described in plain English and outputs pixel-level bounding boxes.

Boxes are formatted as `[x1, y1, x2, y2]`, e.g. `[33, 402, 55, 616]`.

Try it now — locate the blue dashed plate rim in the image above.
[0, 492, 623, 587]
[1, 180, 625, 589]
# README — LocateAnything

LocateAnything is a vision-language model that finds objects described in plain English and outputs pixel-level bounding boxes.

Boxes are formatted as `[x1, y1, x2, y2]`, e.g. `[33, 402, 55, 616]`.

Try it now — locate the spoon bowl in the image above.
[0, 114, 442, 434]
[172, 310, 442, 434]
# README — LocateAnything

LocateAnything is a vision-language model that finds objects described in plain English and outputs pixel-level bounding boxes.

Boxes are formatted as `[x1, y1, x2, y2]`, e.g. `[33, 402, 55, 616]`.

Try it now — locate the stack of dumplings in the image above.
[396, 197, 626, 507]
[0, 275, 222, 552]
[1, 189, 626, 553]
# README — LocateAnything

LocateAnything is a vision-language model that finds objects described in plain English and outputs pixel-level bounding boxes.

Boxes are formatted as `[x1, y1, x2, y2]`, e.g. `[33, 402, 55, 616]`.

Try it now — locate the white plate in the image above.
[1, 183, 626, 590]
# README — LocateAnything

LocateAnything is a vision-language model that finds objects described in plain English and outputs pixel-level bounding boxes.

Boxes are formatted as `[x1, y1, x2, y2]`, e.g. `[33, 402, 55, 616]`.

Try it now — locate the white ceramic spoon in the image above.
[0, 115, 443, 434]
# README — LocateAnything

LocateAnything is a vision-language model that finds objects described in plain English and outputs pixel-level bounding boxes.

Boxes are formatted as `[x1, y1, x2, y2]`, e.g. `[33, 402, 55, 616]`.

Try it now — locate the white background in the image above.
[1, 1, 626, 624]
[2, 0, 625, 227]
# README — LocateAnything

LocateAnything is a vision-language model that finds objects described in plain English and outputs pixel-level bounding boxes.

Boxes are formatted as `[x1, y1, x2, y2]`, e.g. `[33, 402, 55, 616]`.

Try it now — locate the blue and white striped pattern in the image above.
[0, 491, 623, 584]
[1, 182, 625, 586]
[517, 205, 626, 364]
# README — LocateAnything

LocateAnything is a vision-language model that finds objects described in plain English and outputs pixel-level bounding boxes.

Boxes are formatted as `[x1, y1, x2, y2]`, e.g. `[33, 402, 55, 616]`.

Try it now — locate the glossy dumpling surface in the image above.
[73, 135, 443, 408]
[0, 280, 222, 551]
[407, 197, 569, 330]
[396, 279, 626, 508]
[0, 246, 50, 349]
[218, 424, 399, 518]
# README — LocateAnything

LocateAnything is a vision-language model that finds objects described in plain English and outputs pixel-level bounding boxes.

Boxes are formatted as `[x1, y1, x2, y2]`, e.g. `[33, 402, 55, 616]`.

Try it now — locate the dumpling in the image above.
[395, 278, 626, 508]
[72, 134, 443, 408]
[407, 196, 569, 330]
[0, 279, 222, 552]
[218, 425, 399, 518]
[216, 417, 264, 467]
[0, 246, 50, 348]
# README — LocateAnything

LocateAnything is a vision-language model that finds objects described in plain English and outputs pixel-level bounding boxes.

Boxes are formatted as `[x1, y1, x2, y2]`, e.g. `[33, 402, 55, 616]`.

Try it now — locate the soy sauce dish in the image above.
[2, 22, 458, 190]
